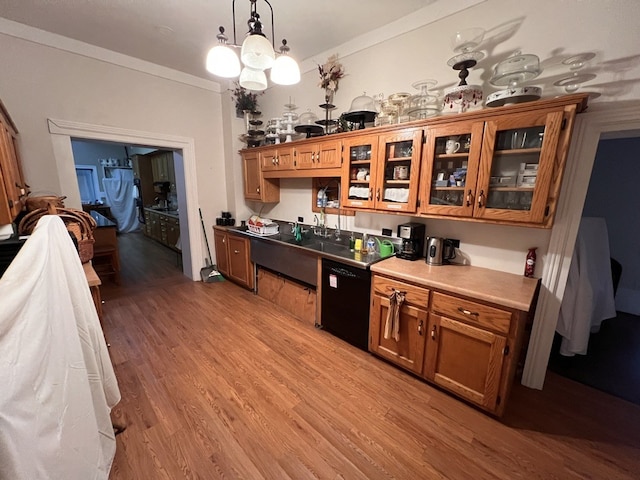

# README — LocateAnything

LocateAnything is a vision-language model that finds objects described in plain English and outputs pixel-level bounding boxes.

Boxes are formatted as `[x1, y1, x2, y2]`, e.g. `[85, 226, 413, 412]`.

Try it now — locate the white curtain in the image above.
[102, 168, 139, 233]
[0, 216, 120, 479]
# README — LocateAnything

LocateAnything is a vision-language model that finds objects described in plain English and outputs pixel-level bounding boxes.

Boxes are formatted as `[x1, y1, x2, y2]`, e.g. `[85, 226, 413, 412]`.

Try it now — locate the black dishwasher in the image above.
[321, 258, 371, 351]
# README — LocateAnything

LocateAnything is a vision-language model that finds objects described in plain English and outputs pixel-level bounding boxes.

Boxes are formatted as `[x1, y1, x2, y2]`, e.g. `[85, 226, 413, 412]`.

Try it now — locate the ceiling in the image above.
[0, 0, 440, 80]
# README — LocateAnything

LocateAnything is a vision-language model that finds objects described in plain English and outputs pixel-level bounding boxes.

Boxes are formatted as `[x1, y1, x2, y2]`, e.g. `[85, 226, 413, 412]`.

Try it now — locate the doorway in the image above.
[71, 138, 184, 294]
[547, 135, 640, 405]
[47, 117, 202, 281]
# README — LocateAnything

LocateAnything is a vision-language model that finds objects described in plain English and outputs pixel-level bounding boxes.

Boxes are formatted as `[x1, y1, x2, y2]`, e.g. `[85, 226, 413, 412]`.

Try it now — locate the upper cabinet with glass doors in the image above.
[419, 104, 580, 227]
[342, 128, 422, 213]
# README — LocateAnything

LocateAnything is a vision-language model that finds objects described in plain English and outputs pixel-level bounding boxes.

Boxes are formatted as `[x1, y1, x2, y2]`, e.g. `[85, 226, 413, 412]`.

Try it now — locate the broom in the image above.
[199, 208, 224, 283]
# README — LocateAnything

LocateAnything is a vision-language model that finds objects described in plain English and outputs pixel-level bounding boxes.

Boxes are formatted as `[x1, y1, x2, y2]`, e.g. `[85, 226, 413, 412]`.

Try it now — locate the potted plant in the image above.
[230, 82, 263, 118]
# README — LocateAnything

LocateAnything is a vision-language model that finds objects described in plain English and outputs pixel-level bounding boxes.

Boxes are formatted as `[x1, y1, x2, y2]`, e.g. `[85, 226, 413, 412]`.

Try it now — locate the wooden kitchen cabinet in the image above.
[242, 149, 280, 202]
[369, 259, 539, 416]
[0, 100, 28, 224]
[213, 227, 254, 290]
[424, 291, 526, 416]
[369, 275, 429, 375]
[149, 150, 175, 185]
[143, 208, 180, 251]
[342, 128, 423, 213]
[419, 103, 579, 227]
[294, 138, 342, 170]
[213, 227, 229, 276]
[260, 145, 294, 172]
[240, 94, 586, 228]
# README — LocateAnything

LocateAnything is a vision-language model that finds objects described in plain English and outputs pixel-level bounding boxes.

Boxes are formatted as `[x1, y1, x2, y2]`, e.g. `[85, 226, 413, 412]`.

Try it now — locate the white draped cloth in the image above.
[103, 168, 140, 233]
[557, 217, 617, 356]
[0, 216, 120, 479]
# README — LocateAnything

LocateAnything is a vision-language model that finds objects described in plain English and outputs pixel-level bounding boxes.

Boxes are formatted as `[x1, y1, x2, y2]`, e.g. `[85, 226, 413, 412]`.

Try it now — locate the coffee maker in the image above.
[397, 222, 425, 260]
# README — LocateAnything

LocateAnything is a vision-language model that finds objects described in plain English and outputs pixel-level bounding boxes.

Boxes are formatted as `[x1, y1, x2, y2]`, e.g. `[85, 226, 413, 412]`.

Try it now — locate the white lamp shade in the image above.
[206, 45, 241, 78]
[270, 55, 300, 85]
[239, 67, 267, 91]
[241, 34, 275, 70]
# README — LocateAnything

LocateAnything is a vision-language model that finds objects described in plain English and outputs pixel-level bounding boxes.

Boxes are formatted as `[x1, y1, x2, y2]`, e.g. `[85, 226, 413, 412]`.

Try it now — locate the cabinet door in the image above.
[316, 139, 342, 169]
[260, 147, 279, 171]
[294, 142, 316, 169]
[341, 134, 379, 209]
[419, 121, 484, 217]
[425, 313, 506, 412]
[243, 151, 280, 203]
[228, 235, 253, 289]
[474, 109, 565, 224]
[369, 294, 428, 375]
[166, 217, 180, 249]
[277, 147, 294, 170]
[374, 128, 423, 213]
[0, 119, 26, 223]
[213, 229, 229, 276]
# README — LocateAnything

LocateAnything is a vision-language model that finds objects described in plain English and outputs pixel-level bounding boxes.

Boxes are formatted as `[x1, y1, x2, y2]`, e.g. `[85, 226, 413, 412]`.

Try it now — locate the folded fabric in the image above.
[383, 188, 409, 203]
[349, 186, 370, 199]
[384, 290, 405, 342]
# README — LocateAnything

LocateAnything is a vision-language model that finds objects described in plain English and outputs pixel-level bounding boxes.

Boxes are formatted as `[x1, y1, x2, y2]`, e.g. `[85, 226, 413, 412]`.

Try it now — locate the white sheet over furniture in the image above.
[0, 215, 120, 479]
[557, 217, 617, 356]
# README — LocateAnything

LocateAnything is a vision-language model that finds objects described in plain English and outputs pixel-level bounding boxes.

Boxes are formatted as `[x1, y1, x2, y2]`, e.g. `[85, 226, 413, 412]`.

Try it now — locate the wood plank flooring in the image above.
[105, 233, 640, 479]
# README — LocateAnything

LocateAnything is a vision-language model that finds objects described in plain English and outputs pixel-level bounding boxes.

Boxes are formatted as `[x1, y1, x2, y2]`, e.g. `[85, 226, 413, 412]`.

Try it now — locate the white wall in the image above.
[582, 137, 640, 314]
[232, 0, 640, 275]
[0, 31, 227, 275]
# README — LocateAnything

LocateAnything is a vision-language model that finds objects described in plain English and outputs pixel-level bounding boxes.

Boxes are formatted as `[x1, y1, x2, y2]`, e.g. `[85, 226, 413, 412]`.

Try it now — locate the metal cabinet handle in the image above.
[316, 151, 321, 163]
[466, 189, 473, 207]
[272, 157, 276, 165]
[477, 190, 485, 208]
[458, 307, 479, 317]
[376, 188, 380, 201]
[431, 325, 436, 340]
[275, 155, 279, 165]
[311, 152, 316, 162]
[256, 187, 260, 193]
[234, 250, 240, 254]
[418, 320, 424, 336]
[368, 188, 373, 200]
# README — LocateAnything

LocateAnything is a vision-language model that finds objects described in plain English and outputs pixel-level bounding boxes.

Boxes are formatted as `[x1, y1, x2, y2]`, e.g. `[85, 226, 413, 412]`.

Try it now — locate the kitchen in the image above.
[1, 0, 640, 478]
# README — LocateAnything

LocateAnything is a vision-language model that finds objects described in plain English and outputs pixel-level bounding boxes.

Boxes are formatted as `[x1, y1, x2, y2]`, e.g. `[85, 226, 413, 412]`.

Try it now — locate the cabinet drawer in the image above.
[373, 276, 429, 308]
[431, 292, 511, 334]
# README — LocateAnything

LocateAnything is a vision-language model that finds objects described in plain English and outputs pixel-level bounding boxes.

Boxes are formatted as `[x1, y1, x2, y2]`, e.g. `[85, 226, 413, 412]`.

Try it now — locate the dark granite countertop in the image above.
[225, 220, 393, 269]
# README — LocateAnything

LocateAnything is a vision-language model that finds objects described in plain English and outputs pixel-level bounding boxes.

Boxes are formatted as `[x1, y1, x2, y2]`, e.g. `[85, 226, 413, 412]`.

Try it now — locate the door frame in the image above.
[522, 101, 640, 389]
[47, 118, 202, 281]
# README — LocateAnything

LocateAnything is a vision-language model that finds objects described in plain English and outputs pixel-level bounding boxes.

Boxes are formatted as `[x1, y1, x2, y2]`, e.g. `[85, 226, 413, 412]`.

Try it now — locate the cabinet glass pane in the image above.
[346, 144, 373, 200]
[486, 126, 544, 211]
[381, 140, 413, 204]
[429, 134, 472, 207]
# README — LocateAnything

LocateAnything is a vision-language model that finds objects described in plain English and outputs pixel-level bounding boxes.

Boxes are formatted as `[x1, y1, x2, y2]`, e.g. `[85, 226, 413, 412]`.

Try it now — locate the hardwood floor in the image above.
[104, 234, 640, 479]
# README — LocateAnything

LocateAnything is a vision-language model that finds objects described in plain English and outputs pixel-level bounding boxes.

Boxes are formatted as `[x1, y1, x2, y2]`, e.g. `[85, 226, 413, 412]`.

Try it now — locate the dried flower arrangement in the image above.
[230, 82, 263, 115]
[317, 54, 345, 93]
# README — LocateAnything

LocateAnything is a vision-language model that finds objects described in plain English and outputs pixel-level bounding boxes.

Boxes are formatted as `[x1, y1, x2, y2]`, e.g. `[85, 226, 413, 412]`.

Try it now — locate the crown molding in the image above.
[0, 17, 222, 93]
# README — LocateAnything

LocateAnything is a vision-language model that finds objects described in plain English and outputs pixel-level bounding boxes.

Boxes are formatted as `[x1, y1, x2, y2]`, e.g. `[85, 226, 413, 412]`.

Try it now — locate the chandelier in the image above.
[205, 0, 301, 90]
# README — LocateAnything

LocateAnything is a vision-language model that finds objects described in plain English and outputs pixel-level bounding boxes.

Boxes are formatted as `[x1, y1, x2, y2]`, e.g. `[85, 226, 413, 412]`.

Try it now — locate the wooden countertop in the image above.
[370, 257, 539, 312]
[83, 262, 101, 287]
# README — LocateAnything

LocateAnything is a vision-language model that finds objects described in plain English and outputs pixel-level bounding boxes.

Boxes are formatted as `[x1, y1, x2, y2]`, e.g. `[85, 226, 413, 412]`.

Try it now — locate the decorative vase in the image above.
[324, 88, 334, 106]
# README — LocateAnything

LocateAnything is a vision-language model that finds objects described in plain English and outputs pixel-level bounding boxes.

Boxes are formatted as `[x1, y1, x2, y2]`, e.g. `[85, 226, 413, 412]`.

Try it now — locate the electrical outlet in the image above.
[448, 238, 460, 248]
[298, 216, 304, 223]
[381, 228, 392, 236]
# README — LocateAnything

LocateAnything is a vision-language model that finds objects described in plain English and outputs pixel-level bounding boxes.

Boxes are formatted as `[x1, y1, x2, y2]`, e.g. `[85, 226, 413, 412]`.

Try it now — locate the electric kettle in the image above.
[425, 237, 456, 265]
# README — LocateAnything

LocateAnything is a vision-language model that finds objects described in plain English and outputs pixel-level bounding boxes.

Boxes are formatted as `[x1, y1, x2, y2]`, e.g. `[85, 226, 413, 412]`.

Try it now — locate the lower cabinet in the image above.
[369, 276, 429, 375]
[369, 274, 529, 416]
[143, 209, 180, 251]
[424, 313, 507, 412]
[213, 227, 254, 290]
